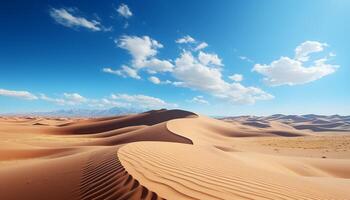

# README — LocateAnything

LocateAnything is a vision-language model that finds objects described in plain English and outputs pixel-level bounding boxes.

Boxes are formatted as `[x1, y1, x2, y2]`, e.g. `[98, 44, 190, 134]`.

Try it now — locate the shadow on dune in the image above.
[241, 121, 271, 128]
[267, 130, 304, 137]
[82, 122, 193, 146]
[50, 109, 197, 135]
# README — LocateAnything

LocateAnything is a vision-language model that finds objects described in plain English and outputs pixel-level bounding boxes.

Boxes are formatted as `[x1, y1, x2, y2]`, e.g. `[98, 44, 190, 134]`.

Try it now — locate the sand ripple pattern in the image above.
[80, 147, 164, 200]
[119, 142, 348, 200]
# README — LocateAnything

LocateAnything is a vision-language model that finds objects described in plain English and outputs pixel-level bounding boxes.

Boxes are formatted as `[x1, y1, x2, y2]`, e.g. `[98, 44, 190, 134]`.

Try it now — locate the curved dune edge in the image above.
[50, 109, 198, 135]
[79, 146, 165, 200]
[166, 115, 310, 145]
[81, 121, 193, 146]
[118, 142, 350, 200]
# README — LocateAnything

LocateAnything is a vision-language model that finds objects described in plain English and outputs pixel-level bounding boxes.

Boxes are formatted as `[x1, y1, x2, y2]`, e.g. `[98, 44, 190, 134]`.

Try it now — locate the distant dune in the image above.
[1, 110, 350, 200]
[222, 114, 350, 132]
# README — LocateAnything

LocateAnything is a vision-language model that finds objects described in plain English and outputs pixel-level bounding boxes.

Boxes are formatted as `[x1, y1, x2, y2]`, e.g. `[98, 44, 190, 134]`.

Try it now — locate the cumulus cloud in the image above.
[105, 35, 273, 104]
[104, 36, 174, 80]
[0, 86, 175, 111]
[40, 93, 88, 105]
[176, 35, 195, 44]
[229, 74, 243, 82]
[142, 58, 174, 73]
[188, 96, 209, 104]
[39, 92, 176, 110]
[39, 94, 66, 105]
[49, 8, 109, 31]
[0, 88, 38, 100]
[173, 51, 224, 91]
[117, 4, 132, 18]
[87, 98, 129, 108]
[295, 41, 328, 62]
[148, 76, 161, 84]
[117, 35, 162, 63]
[111, 93, 177, 109]
[39, 92, 174, 110]
[89, 94, 176, 110]
[103, 66, 141, 79]
[198, 51, 223, 67]
[239, 56, 254, 63]
[148, 76, 172, 85]
[63, 93, 87, 104]
[176, 36, 208, 52]
[194, 42, 208, 51]
[253, 41, 338, 86]
[173, 51, 273, 104]
[329, 52, 336, 57]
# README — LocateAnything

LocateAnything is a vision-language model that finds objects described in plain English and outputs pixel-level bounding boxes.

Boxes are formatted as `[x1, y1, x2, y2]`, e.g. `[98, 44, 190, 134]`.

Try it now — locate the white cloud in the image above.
[40, 93, 87, 105]
[115, 35, 173, 73]
[39, 94, 67, 105]
[105, 35, 272, 105]
[49, 8, 108, 31]
[142, 58, 174, 73]
[148, 76, 161, 84]
[39, 92, 173, 110]
[329, 52, 336, 57]
[117, 4, 132, 18]
[117, 35, 162, 63]
[63, 93, 87, 103]
[176, 35, 195, 44]
[198, 51, 223, 66]
[239, 56, 253, 63]
[253, 41, 338, 86]
[88, 98, 129, 108]
[173, 51, 273, 104]
[148, 76, 172, 85]
[123, 22, 129, 29]
[103, 66, 141, 79]
[295, 41, 328, 62]
[229, 74, 243, 82]
[189, 96, 209, 104]
[0, 86, 176, 111]
[111, 93, 177, 109]
[0, 89, 38, 100]
[173, 51, 224, 92]
[104, 36, 174, 80]
[194, 42, 208, 51]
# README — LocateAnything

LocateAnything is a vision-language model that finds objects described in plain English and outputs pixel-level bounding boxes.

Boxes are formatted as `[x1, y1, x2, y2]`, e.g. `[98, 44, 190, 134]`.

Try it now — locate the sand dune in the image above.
[50, 109, 196, 135]
[119, 142, 350, 200]
[222, 114, 350, 132]
[1, 109, 350, 200]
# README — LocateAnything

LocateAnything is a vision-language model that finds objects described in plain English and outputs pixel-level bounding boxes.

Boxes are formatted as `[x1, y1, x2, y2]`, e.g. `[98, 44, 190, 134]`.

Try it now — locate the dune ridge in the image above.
[79, 147, 164, 200]
[50, 109, 197, 135]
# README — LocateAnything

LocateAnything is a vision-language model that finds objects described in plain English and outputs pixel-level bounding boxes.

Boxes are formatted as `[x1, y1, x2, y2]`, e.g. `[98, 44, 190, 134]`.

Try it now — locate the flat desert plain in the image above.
[1, 109, 350, 200]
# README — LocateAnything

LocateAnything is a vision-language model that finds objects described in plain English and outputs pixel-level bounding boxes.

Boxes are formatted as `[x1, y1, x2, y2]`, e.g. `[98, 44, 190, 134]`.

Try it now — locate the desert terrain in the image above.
[0, 109, 350, 200]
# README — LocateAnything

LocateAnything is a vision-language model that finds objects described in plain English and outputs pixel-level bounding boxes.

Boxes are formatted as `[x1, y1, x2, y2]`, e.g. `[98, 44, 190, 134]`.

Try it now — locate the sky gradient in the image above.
[0, 0, 349, 116]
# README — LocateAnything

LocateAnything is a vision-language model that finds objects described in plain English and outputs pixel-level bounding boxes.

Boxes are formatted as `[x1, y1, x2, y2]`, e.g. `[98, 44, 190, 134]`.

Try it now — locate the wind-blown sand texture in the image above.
[0, 109, 350, 200]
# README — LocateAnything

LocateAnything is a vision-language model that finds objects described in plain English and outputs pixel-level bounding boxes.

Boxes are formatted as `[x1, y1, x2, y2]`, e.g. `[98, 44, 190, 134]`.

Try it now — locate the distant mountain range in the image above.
[4, 107, 144, 117]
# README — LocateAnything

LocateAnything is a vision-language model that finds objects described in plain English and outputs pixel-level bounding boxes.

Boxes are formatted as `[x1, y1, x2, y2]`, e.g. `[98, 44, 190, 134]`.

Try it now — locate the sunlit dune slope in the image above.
[119, 142, 350, 200]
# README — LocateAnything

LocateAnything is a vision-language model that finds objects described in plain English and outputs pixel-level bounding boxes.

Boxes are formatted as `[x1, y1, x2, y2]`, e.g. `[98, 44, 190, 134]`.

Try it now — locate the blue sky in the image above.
[0, 0, 349, 116]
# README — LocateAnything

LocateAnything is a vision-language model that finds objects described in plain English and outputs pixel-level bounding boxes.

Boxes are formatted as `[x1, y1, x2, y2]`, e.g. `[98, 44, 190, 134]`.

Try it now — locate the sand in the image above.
[0, 109, 349, 200]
